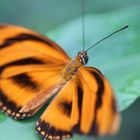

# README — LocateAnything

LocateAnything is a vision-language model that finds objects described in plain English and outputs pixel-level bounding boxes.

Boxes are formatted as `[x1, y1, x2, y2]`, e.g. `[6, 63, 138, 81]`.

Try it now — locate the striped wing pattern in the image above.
[35, 66, 119, 140]
[0, 24, 119, 140]
[36, 78, 77, 140]
[76, 67, 120, 135]
[0, 24, 70, 119]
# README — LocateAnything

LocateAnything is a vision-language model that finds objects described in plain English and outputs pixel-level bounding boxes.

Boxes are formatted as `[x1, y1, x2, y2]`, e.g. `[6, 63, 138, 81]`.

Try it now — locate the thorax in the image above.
[63, 57, 82, 81]
[61, 51, 88, 83]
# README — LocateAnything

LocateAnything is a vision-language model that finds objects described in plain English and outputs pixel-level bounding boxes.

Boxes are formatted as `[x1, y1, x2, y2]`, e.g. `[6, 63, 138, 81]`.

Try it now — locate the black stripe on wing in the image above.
[11, 73, 39, 91]
[73, 81, 83, 134]
[57, 101, 72, 117]
[88, 69, 104, 135]
[0, 57, 45, 74]
[36, 119, 72, 140]
[0, 89, 20, 112]
[0, 33, 56, 49]
[0, 89, 31, 120]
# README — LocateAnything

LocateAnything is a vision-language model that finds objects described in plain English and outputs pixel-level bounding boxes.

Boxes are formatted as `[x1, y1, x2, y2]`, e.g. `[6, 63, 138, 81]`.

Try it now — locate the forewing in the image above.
[75, 66, 120, 136]
[0, 24, 70, 119]
[0, 24, 70, 73]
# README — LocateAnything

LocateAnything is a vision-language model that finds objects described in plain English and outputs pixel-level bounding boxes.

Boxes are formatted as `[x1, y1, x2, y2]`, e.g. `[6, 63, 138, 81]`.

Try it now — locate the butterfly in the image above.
[0, 24, 125, 140]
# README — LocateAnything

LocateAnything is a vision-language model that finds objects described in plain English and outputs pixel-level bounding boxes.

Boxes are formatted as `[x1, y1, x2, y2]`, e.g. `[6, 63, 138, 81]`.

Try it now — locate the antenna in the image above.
[86, 25, 129, 52]
[81, 0, 85, 51]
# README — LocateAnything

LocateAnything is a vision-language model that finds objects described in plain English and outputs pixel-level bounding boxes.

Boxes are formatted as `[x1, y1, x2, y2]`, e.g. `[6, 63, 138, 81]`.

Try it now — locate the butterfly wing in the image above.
[36, 77, 80, 140]
[35, 66, 120, 139]
[75, 66, 120, 136]
[0, 24, 70, 66]
[0, 24, 70, 119]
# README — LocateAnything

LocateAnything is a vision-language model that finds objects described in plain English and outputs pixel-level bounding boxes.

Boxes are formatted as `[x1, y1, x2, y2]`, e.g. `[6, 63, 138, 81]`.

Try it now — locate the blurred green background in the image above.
[0, 0, 140, 140]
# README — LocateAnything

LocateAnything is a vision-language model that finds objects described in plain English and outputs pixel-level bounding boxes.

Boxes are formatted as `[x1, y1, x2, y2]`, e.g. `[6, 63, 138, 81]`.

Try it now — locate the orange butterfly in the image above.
[0, 24, 127, 140]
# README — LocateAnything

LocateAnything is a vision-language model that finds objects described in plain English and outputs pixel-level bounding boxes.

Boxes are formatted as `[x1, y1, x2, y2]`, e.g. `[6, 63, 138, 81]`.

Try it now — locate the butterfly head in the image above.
[77, 51, 88, 65]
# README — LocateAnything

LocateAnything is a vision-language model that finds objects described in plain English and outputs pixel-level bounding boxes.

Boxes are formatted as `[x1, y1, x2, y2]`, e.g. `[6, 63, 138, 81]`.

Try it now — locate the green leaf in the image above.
[0, 5, 140, 140]
[0, 113, 6, 122]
